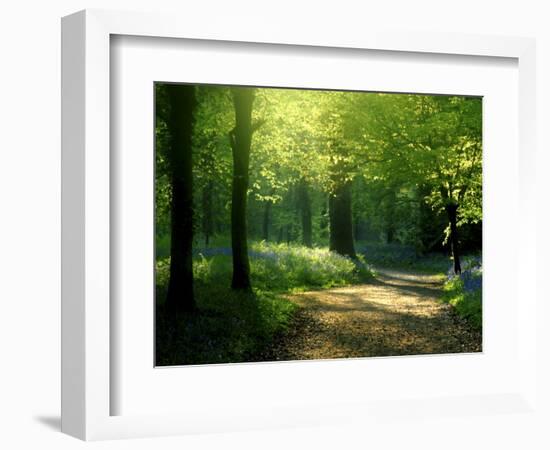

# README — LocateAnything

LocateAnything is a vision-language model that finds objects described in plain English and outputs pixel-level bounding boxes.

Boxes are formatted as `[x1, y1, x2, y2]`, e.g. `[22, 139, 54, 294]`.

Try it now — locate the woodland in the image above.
[155, 84, 483, 366]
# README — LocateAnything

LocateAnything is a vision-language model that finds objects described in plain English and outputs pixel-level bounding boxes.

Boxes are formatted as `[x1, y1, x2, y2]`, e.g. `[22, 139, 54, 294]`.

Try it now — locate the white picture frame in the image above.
[61, 9, 537, 441]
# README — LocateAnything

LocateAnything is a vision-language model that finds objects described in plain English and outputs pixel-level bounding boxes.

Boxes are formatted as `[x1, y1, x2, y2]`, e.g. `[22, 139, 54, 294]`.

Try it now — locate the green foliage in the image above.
[155, 84, 482, 254]
[441, 276, 482, 330]
[154, 84, 173, 237]
[247, 242, 374, 291]
[358, 94, 483, 228]
[357, 242, 451, 274]
[155, 234, 171, 259]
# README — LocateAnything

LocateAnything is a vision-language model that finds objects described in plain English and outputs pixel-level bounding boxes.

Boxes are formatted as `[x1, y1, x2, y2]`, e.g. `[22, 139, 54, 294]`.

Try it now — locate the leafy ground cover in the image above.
[155, 242, 374, 366]
[441, 256, 482, 330]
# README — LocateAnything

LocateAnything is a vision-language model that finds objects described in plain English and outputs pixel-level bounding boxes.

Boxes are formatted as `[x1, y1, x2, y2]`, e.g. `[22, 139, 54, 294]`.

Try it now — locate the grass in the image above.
[155, 288, 297, 366]
[441, 273, 482, 330]
[155, 242, 374, 366]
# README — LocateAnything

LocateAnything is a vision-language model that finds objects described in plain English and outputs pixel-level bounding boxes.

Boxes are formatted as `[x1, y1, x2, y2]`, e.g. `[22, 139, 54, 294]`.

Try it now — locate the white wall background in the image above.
[0, 1, 548, 449]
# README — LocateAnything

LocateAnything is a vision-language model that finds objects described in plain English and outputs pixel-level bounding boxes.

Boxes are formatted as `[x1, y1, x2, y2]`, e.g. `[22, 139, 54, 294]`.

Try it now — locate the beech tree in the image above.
[357, 94, 482, 273]
[164, 84, 197, 313]
[229, 87, 257, 290]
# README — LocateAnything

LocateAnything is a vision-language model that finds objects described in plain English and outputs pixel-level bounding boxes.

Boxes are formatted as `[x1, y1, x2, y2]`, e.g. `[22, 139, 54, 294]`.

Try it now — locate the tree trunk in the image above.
[386, 226, 395, 244]
[277, 226, 284, 243]
[297, 179, 312, 247]
[446, 203, 462, 274]
[384, 190, 396, 243]
[354, 215, 361, 242]
[286, 224, 295, 244]
[165, 84, 196, 313]
[319, 197, 329, 240]
[262, 200, 271, 241]
[202, 181, 213, 247]
[229, 88, 255, 290]
[329, 181, 357, 259]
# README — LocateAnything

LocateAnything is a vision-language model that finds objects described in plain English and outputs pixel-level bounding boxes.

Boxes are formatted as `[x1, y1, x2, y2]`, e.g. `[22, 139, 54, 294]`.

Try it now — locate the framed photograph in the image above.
[61, 9, 537, 440]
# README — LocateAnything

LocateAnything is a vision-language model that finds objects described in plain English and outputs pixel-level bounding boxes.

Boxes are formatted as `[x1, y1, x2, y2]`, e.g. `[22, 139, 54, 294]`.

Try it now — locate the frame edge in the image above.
[61, 9, 87, 441]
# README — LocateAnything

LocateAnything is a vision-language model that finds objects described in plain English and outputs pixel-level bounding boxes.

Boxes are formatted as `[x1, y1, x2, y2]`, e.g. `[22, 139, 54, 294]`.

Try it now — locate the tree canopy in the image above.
[156, 84, 482, 304]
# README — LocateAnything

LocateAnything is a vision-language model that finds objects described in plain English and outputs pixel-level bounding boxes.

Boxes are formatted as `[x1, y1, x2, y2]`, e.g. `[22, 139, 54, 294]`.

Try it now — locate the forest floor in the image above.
[267, 268, 482, 360]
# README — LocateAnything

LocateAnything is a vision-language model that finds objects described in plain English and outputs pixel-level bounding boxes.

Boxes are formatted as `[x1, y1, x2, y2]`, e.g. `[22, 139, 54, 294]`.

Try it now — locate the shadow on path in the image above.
[270, 267, 481, 361]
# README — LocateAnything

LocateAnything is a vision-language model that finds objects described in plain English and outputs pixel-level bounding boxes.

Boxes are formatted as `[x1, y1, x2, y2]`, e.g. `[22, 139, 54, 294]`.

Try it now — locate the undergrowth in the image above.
[356, 242, 451, 274]
[441, 261, 482, 331]
[155, 242, 374, 365]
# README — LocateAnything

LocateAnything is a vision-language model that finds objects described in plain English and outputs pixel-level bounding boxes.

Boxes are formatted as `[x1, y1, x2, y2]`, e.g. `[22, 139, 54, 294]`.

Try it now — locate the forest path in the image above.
[272, 268, 481, 360]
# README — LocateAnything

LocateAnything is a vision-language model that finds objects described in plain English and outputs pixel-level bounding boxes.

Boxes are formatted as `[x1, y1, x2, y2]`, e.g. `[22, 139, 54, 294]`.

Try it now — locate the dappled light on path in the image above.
[272, 268, 481, 361]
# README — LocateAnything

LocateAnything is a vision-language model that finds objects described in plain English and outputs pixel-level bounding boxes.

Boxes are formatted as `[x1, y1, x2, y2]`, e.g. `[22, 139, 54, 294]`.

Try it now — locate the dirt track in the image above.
[271, 268, 482, 360]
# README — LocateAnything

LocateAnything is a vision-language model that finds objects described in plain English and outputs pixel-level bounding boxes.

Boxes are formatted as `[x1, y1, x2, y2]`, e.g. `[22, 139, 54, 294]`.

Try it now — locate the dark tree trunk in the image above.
[286, 224, 295, 244]
[165, 84, 196, 314]
[386, 226, 395, 244]
[353, 215, 361, 242]
[229, 88, 255, 290]
[277, 226, 284, 243]
[297, 179, 312, 247]
[262, 200, 272, 241]
[384, 190, 396, 244]
[202, 181, 213, 247]
[329, 181, 357, 259]
[319, 197, 329, 240]
[446, 203, 462, 274]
